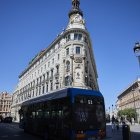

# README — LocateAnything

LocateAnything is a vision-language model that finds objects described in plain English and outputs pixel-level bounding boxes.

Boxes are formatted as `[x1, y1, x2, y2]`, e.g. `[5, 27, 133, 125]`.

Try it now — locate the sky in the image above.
[0, 0, 140, 110]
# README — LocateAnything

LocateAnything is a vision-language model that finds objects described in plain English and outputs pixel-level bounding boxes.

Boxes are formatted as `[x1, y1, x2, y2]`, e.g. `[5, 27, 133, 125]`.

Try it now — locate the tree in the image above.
[117, 108, 136, 119]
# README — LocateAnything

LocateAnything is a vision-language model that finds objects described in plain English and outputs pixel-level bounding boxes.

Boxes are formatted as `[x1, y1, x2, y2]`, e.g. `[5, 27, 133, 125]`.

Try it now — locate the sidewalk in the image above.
[105, 123, 140, 140]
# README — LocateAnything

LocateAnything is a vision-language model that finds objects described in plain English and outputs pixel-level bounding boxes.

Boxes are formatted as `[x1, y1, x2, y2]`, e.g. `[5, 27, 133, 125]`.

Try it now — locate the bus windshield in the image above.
[74, 95, 105, 130]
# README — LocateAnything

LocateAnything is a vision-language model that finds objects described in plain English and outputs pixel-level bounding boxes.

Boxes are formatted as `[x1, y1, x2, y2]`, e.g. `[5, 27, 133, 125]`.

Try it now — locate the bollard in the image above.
[122, 124, 131, 140]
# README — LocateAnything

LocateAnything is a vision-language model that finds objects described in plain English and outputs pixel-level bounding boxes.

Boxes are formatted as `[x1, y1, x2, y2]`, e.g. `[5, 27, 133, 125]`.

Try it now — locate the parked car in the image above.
[3, 117, 12, 123]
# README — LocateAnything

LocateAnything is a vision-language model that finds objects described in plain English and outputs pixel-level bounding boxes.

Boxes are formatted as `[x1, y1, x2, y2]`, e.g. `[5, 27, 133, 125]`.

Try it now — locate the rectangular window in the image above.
[50, 83, 53, 91]
[78, 34, 82, 40]
[39, 87, 41, 95]
[48, 62, 50, 67]
[76, 47, 80, 54]
[42, 86, 45, 94]
[74, 33, 78, 40]
[66, 34, 71, 41]
[43, 74, 45, 81]
[56, 85, 58, 89]
[58, 54, 60, 60]
[46, 84, 48, 92]
[36, 87, 38, 96]
[52, 58, 54, 64]
[56, 66, 59, 73]
[66, 48, 69, 55]
[51, 69, 53, 78]
[44, 64, 46, 70]
[47, 72, 49, 80]
[74, 33, 82, 40]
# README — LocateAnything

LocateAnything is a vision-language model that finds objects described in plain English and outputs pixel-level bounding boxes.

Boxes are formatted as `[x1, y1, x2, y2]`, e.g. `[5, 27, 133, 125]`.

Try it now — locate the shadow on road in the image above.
[105, 124, 123, 140]
[131, 131, 140, 140]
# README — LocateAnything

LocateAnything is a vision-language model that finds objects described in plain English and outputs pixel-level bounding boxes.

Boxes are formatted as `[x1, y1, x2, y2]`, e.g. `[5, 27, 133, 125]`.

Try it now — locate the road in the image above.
[0, 122, 42, 140]
[0, 122, 140, 140]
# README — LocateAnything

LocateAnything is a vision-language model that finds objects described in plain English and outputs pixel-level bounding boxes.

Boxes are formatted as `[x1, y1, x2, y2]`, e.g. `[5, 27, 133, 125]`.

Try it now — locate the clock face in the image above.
[69, 14, 85, 25]
[74, 15, 81, 22]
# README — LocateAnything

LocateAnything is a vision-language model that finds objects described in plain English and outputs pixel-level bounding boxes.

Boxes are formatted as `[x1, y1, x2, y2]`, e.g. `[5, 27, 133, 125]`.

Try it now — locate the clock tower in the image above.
[67, 0, 85, 30]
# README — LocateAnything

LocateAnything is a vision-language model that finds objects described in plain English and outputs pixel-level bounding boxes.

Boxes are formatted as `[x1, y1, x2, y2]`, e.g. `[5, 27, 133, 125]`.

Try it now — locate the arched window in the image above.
[66, 61, 70, 72]
[65, 76, 72, 86]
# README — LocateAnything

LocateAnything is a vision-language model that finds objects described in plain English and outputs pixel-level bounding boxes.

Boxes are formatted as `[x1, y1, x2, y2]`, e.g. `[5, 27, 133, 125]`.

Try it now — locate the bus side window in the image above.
[63, 106, 70, 119]
[58, 110, 63, 118]
[36, 109, 43, 118]
[26, 111, 32, 119]
[32, 112, 36, 119]
[44, 111, 50, 118]
[52, 111, 56, 118]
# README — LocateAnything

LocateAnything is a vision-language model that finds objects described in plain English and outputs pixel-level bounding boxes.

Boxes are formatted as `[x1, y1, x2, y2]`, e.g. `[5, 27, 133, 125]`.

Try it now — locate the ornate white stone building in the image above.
[11, 0, 99, 122]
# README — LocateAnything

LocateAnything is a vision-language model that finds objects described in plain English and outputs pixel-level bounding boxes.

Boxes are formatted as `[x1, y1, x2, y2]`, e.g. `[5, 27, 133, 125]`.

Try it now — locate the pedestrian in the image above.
[115, 119, 119, 130]
[112, 122, 115, 132]
[111, 115, 115, 132]
[132, 118, 135, 125]
[130, 118, 132, 125]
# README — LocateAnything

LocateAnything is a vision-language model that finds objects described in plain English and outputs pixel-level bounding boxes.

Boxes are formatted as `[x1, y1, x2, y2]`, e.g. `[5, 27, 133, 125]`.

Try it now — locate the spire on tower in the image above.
[69, 0, 83, 17]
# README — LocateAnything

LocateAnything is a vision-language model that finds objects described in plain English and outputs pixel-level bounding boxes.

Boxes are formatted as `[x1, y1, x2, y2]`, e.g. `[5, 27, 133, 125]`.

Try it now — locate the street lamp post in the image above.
[112, 104, 114, 117]
[109, 107, 110, 122]
[133, 42, 140, 122]
[133, 42, 140, 68]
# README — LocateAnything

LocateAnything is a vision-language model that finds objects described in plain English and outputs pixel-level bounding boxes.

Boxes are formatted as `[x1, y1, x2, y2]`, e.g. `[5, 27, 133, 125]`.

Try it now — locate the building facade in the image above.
[0, 92, 12, 118]
[11, 0, 99, 122]
[117, 78, 140, 123]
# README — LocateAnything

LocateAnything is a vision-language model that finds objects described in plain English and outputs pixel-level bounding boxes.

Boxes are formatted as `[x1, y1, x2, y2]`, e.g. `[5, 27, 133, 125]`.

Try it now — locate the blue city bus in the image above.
[19, 88, 106, 140]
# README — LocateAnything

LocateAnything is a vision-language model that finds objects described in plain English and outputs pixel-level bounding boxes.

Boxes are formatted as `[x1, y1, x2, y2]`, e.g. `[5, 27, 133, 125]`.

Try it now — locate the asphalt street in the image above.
[0, 122, 140, 140]
[0, 122, 42, 140]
